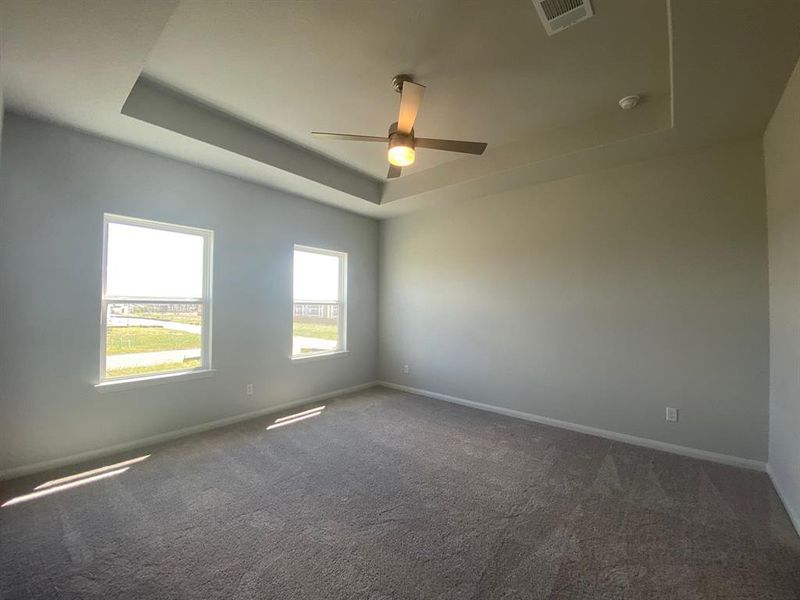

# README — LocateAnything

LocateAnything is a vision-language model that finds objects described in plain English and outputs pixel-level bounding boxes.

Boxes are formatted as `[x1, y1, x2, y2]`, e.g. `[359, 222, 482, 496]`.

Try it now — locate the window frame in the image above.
[291, 244, 348, 360]
[98, 213, 214, 384]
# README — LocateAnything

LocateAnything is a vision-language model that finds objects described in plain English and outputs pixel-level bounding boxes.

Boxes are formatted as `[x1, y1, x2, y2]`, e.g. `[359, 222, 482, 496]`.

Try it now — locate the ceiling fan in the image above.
[312, 74, 488, 179]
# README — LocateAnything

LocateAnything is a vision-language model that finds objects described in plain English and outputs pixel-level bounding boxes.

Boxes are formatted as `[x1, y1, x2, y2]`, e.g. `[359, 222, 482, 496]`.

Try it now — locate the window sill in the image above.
[291, 350, 349, 363]
[94, 369, 216, 393]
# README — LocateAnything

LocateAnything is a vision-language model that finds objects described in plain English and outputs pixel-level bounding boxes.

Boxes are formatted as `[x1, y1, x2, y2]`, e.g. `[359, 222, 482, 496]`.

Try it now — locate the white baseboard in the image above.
[378, 381, 766, 472]
[767, 464, 800, 537]
[0, 381, 378, 481]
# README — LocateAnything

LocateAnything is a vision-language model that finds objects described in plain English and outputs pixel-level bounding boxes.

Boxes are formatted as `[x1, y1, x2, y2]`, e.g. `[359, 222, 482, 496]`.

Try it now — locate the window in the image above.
[292, 245, 347, 358]
[100, 214, 213, 382]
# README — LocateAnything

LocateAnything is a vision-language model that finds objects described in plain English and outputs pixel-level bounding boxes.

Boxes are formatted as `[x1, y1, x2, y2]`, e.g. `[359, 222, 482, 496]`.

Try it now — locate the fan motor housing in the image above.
[388, 133, 414, 152]
[388, 121, 414, 146]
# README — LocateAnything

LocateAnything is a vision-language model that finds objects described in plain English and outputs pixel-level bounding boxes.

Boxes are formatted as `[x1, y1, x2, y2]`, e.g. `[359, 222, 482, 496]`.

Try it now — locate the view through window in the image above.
[101, 215, 212, 381]
[293, 246, 347, 357]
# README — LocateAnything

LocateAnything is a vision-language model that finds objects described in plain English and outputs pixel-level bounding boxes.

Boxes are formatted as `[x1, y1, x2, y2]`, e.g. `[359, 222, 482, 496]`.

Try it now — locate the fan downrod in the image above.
[392, 74, 413, 94]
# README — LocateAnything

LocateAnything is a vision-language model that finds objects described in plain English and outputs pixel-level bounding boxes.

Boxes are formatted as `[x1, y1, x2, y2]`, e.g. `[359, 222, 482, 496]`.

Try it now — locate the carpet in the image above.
[1, 386, 798, 599]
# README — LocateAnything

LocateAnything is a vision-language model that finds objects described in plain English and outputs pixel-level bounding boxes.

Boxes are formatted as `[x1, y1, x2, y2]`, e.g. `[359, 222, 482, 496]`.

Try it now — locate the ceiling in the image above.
[2, 0, 800, 218]
[142, 0, 670, 179]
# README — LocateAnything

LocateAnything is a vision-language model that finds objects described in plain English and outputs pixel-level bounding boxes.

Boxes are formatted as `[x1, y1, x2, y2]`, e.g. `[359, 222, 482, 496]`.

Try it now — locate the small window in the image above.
[100, 214, 213, 382]
[292, 245, 347, 358]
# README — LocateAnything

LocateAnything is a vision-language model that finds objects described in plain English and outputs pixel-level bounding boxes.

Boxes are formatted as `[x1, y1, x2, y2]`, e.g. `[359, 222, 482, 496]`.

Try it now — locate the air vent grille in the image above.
[532, 0, 593, 35]
[540, 0, 584, 20]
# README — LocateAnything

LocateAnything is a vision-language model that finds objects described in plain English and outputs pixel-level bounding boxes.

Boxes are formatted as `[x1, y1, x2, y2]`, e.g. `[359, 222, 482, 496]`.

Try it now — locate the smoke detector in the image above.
[532, 0, 594, 36]
[618, 95, 640, 110]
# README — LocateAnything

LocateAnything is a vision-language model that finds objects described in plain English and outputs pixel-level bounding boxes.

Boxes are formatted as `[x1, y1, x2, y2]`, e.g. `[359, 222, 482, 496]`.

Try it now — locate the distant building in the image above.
[293, 302, 338, 320]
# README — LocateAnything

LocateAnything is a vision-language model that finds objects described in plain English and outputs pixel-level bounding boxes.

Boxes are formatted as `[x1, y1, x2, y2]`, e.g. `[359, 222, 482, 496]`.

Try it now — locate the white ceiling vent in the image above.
[532, 0, 594, 36]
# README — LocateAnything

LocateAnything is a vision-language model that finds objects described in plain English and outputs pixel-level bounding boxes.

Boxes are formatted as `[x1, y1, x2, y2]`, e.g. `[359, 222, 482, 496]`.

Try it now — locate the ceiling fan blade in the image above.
[415, 138, 488, 155]
[387, 164, 402, 179]
[312, 132, 388, 143]
[397, 82, 425, 134]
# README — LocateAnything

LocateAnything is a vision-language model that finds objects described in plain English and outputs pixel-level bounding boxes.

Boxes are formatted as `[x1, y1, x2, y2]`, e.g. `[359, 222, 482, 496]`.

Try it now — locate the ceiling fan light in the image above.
[388, 133, 415, 167]
[388, 144, 415, 167]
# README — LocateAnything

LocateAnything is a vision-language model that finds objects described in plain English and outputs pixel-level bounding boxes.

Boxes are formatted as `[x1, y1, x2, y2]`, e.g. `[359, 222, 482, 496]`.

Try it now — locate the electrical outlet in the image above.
[246, 384, 254, 396]
[402, 364, 410, 374]
[665, 407, 678, 422]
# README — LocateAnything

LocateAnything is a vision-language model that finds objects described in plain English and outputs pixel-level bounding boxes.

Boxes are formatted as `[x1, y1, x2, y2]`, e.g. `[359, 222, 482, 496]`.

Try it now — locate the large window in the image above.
[292, 245, 347, 358]
[100, 214, 213, 382]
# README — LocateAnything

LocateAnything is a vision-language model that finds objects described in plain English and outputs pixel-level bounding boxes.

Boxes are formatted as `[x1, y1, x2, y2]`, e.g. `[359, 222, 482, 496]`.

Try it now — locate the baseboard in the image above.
[767, 464, 800, 537]
[378, 381, 766, 472]
[0, 381, 378, 481]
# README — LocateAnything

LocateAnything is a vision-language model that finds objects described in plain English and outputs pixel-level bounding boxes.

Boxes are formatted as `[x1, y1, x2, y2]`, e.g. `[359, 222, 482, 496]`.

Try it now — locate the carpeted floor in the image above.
[1, 386, 798, 599]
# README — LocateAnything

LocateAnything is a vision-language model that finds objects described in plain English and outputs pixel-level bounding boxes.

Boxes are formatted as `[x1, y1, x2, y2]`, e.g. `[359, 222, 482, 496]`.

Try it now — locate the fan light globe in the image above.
[388, 144, 415, 167]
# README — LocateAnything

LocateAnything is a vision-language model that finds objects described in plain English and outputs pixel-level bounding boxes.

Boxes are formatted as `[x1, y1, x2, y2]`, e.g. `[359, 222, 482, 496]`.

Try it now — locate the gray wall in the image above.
[379, 139, 770, 461]
[0, 112, 778, 475]
[765, 57, 800, 526]
[0, 114, 378, 473]
[0, 51, 4, 163]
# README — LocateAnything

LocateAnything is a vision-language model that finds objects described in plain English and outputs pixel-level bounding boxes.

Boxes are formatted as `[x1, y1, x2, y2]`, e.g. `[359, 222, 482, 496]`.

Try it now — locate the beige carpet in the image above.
[1, 386, 798, 599]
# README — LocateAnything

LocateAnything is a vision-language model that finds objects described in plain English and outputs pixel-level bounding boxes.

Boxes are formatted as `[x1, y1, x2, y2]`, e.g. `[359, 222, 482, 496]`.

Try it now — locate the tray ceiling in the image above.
[3, 0, 800, 217]
[141, 0, 670, 179]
